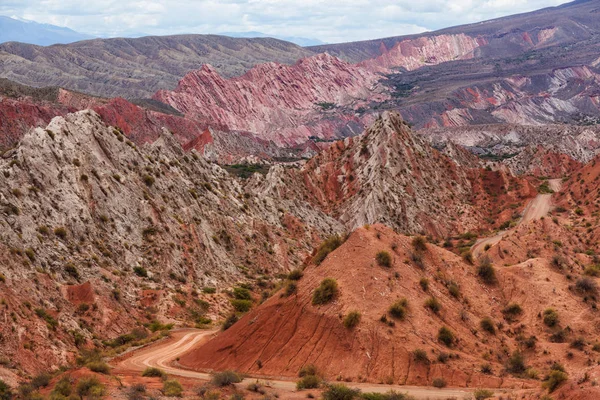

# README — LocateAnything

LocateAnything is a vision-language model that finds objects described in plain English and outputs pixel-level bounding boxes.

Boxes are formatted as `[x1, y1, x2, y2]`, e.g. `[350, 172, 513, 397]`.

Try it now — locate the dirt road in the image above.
[113, 329, 521, 399]
[471, 178, 562, 258]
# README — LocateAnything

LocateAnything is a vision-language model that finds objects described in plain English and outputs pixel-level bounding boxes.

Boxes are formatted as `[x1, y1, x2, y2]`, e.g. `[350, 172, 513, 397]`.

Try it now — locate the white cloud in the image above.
[0, 0, 568, 43]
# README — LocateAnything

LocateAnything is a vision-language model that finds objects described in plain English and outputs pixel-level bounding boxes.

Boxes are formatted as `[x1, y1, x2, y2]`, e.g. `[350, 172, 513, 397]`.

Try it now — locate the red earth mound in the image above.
[179, 224, 600, 397]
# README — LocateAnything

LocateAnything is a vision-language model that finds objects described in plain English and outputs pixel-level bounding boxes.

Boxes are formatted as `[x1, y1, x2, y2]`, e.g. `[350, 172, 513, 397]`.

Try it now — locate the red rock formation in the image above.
[360, 34, 484, 72]
[154, 53, 384, 146]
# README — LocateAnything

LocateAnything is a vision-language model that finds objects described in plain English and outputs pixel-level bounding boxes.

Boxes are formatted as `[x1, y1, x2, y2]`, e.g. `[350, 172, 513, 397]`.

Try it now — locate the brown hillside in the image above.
[179, 224, 600, 396]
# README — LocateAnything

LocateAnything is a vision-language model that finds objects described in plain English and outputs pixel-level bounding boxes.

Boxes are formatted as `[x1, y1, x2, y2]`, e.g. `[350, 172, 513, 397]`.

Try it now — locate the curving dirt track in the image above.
[113, 329, 522, 399]
[472, 178, 562, 258]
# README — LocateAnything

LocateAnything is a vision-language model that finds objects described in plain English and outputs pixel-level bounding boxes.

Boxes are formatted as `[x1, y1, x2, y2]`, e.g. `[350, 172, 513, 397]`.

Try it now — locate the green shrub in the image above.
[222, 314, 238, 330]
[211, 371, 242, 387]
[543, 308, 559, 327]
[448, 283, 460, 298]
[76, 377, 105, 398]
[502, 303, 523, 321]
[575, 277, 598, 295]
[0, 274, 5, 283]
[506, 350, 526, 375]
[86, 361, 110, 374]
[438, 327, 455, 347]
[361, 391, 414, 400]
[312, 278, 339, 305]
[0, 379, 12, 400]
[463, 251, 474, 265]
[584, 264, 600, 277]
[142, 367, 165, 379]
[424, 297, 441, 314]
[322, 383, 360, 400]
[313, 235, 344, 265]
[30, 372, 51, 389]
[284, 281, 297, 297]
[230, 299, 252, 312]
[298, 364, 319, 378]
[343, 311, 361, 329]
[419, 277, 428, 291]
[202, 287, 217, 294]
[412, 236, 427, 252]
[143, 175, 155, 186]
[51, 377, 72, 397]
[288, 269, 304, 280]
[473, 389, 494, 400]
[480, 317, 496, 334]
[54, 227, 67, 239]
[477, 257, 496, 284]
[432, 378, 446, 388]
[296, 375, 321, 390]
[64, 263, 80, 280]
[389, 298, 408, 319]
[412, 349, 429, 364]
[163, 379, 183, 397]
[544, 370, 568, 392]
[147, 320, 174, 332]
[232, 287, 251, 300]
[376, 251, 392, 268]
[133, 266, 148, 277]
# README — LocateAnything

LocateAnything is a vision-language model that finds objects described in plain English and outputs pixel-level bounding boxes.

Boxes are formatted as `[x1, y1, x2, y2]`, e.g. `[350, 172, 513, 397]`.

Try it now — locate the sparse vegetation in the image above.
[296, 375, 321, 390]
[231, 299, 252, 312]
[437, 327, 455, 347]
[575, 277, 598, 295]
[419, 277, 429, 291]
[432, 378, 446, 388]
[412, 349, 429, 364]
[212, 371, 242, 387]
[288, 269, 304, 280]
[75, 377, 105, 399]
[480, 317, 496, 334]
[133, 266, 148, 277]
[343, 311, 361, 329]
[389, 298, 409, 319]
[477, 256, 496, 284]
[54, 226, 67, 239]
[473, 389, 494, 400]
[424, 297, 441, 314]
[312, 278, 339, 305]
[543, 308, 559, 327]
[506, 350, 526, 375]
[412, 236, 427, 252]
[142, 367, 166, 379]
[544, 369, 568, 392]
[163, 379, 183, 397]
[502, 303, 523, 321]
[376, 251, 392, 267]
[321, 383, 360, 400]
[222, 314, 239, 330]
[313, 235, 344, 265]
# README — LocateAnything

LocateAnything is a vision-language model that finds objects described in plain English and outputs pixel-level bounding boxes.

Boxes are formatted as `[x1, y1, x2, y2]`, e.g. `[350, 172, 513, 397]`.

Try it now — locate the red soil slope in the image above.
[180, 224, 600, 397]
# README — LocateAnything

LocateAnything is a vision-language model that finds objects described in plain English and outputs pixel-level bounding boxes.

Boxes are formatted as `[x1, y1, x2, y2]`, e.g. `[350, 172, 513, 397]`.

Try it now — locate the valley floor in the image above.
[111, 329, 531, 399]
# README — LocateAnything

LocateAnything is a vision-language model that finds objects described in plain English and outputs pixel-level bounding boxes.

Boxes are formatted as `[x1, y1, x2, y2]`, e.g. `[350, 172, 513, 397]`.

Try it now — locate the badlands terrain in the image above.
[1, 0, 600, 399]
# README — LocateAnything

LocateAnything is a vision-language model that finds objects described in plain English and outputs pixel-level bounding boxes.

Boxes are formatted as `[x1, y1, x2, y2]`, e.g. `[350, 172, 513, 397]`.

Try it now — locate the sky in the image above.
[0, 0, 569, 44]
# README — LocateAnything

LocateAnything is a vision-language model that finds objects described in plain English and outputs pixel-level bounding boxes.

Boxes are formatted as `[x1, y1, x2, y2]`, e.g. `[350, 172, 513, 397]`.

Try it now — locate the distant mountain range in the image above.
[220, 31, 325, 46]
[0, 16, 94, 46]
[0, 16, 325, 48]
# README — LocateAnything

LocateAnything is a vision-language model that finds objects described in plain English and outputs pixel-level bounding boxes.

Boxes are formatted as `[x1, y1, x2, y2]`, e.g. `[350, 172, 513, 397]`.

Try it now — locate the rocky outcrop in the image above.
[421, 122, 600, 165]
[361, 34, 483, 72]
[0, 110, 341, 374]
[154, 53, 385, 146]
[299, 111, 481, 236]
